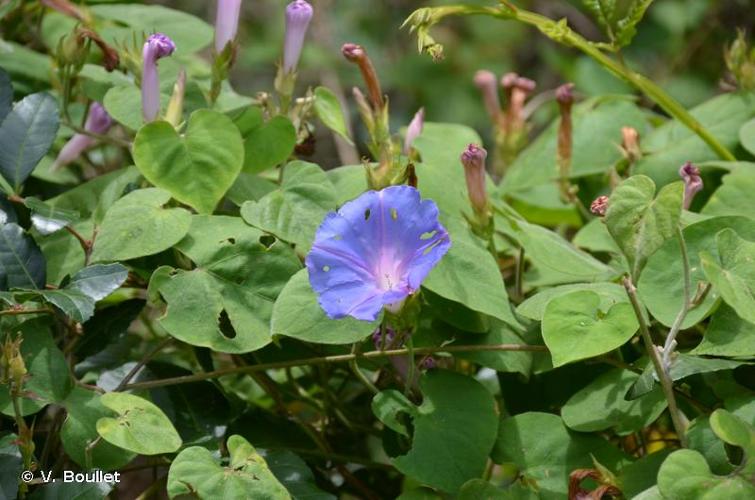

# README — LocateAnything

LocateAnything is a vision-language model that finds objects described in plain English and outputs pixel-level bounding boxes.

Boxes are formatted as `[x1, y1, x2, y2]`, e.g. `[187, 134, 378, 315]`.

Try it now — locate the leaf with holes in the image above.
[701, 229, 755, 324]
[157, 216, 300, 353]
[0, 222, 46, 290]
[542, 290, 639, 367]
[167, 435, 290, 499]
[133, 109, 244, 214]
[241, 161, 337, 252]
[91, 188, 192, 263]
[0, 92, 59, 190]
[96, 392, 182, 455]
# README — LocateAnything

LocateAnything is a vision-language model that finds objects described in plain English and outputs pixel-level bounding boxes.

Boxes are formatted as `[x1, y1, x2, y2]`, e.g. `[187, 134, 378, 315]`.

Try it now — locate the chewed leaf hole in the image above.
[258, 235, 275, 248]
[364, 209, 371, 220]
[390, 208, 398, 220]
[218, 309, 237, 339]
[323, 265, 330, 272]
[420, 231, 437, 240]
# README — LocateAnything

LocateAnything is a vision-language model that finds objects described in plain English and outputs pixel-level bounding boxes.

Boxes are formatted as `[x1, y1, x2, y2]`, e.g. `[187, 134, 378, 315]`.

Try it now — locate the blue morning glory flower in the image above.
[306, 186, 451, 321]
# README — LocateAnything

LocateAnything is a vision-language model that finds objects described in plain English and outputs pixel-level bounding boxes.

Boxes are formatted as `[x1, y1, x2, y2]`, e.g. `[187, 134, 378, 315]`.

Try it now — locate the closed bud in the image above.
[461, 144, 489, 216]
[474, 70, 501, 125]
[590, 195, 609, 217]
[53, 102, 113, 170]
[214, 0, 242, 54]
[403, 107, 425, 155]
[165, 69, 186, 127]
[283, 0, 313, 74]
[679, 162, 703, 209]
[342, 43, 384, 111]
[142, 33, 176, 122]
[621, 126, 642, 162]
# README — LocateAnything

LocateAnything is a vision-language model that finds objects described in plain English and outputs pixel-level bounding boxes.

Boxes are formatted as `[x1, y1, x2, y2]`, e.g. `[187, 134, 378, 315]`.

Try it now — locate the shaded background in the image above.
[155, 0, 754, 168]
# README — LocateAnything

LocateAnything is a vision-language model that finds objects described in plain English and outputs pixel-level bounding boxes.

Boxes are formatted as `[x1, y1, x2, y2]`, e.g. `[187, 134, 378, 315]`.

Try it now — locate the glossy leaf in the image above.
[0, 92, 59, 190]
[0, 67, 12, 122]
[0, 222, 46, 290]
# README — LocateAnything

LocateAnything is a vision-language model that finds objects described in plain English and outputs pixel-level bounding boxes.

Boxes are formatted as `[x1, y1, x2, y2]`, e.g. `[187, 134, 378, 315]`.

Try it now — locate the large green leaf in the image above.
[542, 290, 638, 367]
[264, 450, 336, 500]
[691, 304, 755, 357]
[703, 165, 755, 219]
[701, 228, 755, 324]
[91, 188, 192, 263]
[0, 92, 59, 190]
[60, 387, 136, 470]
[0, 319, 71, 416]
[561, 368, 666, 434]
[740, 118, 755, 155]
[167, 435, 290, 499]
[241, 161, 337, 252]
[423, 235, 519, 328]
[638, 216, 755, 327]
[0, 434, 21, 500]
[38, 264, 128, 322]
[133, 110, 244, 214]
[517, 282, 628, 321]
[0, 222, 46, 290]
[271, 268, 379, 344]
[314, 86, 352, 143]
[605, 175, 683, 280]
[96, 392, 182, 455]
[103, 85, 170, 132]
[506, 218, 617, 284]
[158, 216, 300, 353]
[388, 370, 498, 494]
[637, 92, 755, 187]
[657, 449, 755, 499]
[491, 412, 629, 500]
[243, 115, 297, 174]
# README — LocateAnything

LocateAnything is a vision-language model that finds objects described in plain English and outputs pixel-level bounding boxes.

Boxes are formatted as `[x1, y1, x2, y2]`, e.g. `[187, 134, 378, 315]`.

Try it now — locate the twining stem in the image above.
[349, 343, 379, 395]
[114, 337, 173, 391]
[623, 276, 688, 446]
[663, 228, 692, 368]
[408, 6, 735, 161]
[122, 343, 547, 391]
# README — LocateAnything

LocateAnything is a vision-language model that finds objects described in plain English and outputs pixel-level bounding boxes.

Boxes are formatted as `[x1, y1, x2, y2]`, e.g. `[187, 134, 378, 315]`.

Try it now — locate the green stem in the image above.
[623, 277, 688, 446]
[663, 228, 692, 368]
[122, 343, 547, 391]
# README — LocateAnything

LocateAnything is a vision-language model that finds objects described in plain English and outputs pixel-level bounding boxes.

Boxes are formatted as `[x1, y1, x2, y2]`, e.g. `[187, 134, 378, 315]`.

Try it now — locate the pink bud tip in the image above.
[590, 195, 609, 217]
[556, 83, 575, 104]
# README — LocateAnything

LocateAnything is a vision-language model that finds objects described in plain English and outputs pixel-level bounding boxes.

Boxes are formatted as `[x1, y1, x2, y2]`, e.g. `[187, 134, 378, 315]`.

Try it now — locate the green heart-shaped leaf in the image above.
[542, 290, 639, 367]
[701, 228, 755, 324]
[133, 109, 244, 214]
[96, 392, 182, 455]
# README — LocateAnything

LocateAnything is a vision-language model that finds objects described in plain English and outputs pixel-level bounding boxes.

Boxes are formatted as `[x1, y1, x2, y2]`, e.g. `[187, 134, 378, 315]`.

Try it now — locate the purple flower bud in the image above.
[501, 72, 519, 90]
[403, 108, 425, 155]
[679, 162, 703, 209]
[141, 33, 176, 123]
[283, 0, 313, 74]
[590, 195, 609, 217]
[555, 82, 575, 105]
[474, 70, 501, 124]
[461, 144, 489, 216]
[372, 327, 397, 350]
[214, 0, 242, 54]
[420, 356, 437, 370]
[53, 103, 112, 170]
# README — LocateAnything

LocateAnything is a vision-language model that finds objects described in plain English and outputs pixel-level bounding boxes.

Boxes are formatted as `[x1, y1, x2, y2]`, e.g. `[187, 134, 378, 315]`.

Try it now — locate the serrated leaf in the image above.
[96, 392, 182, 455]
[0, 222, 46, 290]
[0, 92, 59, 190]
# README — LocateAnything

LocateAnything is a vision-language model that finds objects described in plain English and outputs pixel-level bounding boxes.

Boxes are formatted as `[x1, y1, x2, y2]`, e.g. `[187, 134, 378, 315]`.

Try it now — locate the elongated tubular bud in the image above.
[141, 33, 176, 122]
[283, 0, 313, 73]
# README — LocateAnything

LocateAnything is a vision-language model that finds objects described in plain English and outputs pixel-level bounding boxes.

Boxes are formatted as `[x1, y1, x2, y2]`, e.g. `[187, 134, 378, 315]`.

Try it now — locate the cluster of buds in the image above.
[1, 336, 27, 390]
[473, 70, 536, 179]
[724, 30, 755, 91]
